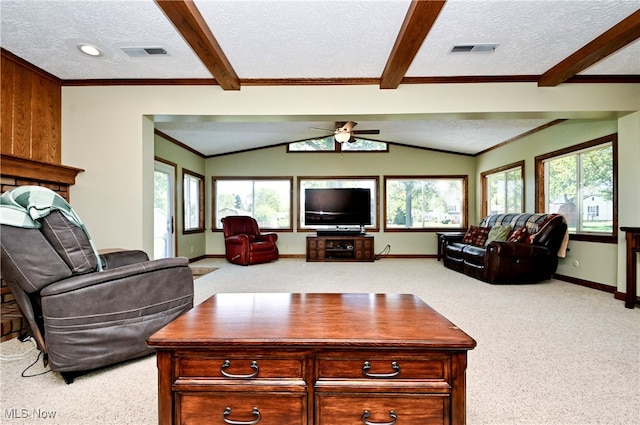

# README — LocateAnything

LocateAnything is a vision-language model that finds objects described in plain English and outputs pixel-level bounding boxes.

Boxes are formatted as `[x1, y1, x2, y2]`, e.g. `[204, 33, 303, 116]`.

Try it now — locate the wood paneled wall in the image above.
[0, 50, 80, 343]
[1, 48, 62, 164]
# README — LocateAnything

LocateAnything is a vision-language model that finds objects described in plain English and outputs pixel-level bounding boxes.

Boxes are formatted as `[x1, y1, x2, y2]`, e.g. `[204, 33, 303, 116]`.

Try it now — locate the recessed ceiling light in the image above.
[77, 43, 103, 57]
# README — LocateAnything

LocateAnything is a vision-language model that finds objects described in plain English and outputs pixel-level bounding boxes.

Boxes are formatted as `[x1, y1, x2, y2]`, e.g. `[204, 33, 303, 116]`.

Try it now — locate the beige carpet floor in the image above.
[1, 258, 638, 424]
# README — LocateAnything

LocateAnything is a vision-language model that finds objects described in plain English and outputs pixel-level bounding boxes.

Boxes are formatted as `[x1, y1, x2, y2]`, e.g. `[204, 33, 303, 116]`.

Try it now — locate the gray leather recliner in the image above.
[0, 210, 194, 383]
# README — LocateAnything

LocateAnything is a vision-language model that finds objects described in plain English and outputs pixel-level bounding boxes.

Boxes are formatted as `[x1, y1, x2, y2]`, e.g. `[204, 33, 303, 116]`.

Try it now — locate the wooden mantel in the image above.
[0, 154, 84, 185]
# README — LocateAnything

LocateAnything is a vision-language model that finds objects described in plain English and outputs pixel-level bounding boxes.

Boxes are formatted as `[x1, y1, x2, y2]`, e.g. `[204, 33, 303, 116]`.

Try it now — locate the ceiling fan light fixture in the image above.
[77, 43, 103, 57]
[334, 131, 351, 144]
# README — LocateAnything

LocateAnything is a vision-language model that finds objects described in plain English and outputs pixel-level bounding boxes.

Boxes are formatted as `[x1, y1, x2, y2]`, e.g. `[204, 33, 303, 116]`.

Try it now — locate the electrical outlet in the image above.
[190, 245, 194, 253]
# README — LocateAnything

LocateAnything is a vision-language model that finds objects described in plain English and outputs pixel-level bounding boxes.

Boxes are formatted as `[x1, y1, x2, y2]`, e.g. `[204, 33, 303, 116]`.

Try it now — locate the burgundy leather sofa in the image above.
[442, 213, 568, 284]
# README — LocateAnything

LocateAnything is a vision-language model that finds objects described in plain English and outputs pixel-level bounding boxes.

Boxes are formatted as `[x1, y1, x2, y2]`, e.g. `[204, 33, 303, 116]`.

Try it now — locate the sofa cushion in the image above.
[508, 226, 530, 243]
[462, 244, 485, 266]
[443, 243, 465, 272]
[0, 224, 73, 293]
[462, 226, 490, 247]
[445, 242, 465, 259]
[485, 225, 512, 245]
[40, 211, 98, 275]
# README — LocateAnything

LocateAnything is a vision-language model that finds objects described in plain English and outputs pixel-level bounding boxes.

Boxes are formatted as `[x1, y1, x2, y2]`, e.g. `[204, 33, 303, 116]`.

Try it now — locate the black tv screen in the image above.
[304, 188, 371, 226]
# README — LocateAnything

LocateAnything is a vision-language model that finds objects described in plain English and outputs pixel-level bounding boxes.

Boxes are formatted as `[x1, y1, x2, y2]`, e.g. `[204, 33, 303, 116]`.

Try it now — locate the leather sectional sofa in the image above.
[442, 213, 568, 284]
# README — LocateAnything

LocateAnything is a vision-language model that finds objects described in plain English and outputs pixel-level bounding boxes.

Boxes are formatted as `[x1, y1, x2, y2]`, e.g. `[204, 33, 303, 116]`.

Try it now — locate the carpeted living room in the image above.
[1, 258, 638, 424]
[2, 1, 639, 424]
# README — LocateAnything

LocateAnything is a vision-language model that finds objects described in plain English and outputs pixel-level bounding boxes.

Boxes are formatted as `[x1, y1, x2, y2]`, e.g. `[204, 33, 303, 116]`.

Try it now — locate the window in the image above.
[213, 177, 293, 231]
[340, 139, 388, 152]
[535, 134, 617, 242]
[183, 169, 204, 233]
[298, 177, 379, 231]
[481, 161, 524, 217]
[288, 137, 336, 152]
[384, 176, 467, 231]
[288, 137, 387, 153]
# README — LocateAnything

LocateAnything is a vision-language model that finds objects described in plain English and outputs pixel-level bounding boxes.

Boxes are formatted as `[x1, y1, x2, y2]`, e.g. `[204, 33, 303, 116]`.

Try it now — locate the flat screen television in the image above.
[304, 188, 371, 227]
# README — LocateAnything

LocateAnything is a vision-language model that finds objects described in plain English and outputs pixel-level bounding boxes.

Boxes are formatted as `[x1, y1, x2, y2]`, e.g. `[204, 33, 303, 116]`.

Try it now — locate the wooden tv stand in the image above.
[147, 293, 476, 425]
[306, 234, 374, 262]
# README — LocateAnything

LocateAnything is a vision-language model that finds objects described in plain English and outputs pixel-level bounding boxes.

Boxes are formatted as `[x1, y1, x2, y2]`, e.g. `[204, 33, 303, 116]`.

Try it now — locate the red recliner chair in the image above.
[222, 216, 279, 265]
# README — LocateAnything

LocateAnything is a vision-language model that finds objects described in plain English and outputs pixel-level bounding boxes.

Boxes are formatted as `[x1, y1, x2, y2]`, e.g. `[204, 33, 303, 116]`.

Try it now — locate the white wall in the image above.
[61, 83, 639, 266]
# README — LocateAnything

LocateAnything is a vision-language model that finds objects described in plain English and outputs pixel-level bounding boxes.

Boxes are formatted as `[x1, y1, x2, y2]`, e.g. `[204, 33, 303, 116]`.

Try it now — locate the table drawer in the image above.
[317, 355, 449, 381]
[316, 393, 449, 425]
[177, 356, 303, 379]
[179, 392, 306, 425]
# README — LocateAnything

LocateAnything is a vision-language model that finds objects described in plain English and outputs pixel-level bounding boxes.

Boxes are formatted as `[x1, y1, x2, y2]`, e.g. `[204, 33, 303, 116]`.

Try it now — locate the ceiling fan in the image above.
[312, 121, 380, 143]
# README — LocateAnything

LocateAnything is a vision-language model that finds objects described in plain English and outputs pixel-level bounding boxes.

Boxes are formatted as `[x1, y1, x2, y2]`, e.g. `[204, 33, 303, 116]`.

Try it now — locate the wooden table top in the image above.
[147, 293, 476, 350]
[148, 293, 476, 350]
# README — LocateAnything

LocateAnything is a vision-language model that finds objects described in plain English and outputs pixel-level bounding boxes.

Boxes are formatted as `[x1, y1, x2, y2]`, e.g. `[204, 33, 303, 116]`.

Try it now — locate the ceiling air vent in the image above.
[450, 44, 498, 54]
[121, 47, 168, 57]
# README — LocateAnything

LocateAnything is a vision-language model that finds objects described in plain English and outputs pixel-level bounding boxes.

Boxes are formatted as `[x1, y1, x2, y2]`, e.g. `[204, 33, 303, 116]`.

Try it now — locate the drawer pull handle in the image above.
[362, 361, 401, 378]
[220, 360, 259, 378]
[361, 410, 397, 425]
[223, 407, 261, 425]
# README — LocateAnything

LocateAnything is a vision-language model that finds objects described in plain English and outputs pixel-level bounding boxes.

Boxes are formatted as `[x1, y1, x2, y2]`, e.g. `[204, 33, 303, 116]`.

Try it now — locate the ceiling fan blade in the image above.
[336, 121, 357, 132]
[310, 126, 335, 132]
[353, 129, 380, 135]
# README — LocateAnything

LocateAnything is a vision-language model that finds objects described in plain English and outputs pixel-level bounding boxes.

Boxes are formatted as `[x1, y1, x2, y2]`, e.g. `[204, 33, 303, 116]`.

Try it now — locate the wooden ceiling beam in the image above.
[380, 0, 446, 89]
[155, 0, 240, 90]
[538, 9, 640, 87]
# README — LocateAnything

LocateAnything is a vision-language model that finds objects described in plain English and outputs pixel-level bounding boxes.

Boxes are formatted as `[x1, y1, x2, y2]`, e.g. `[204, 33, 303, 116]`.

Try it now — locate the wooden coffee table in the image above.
[147, 293, 476, 425]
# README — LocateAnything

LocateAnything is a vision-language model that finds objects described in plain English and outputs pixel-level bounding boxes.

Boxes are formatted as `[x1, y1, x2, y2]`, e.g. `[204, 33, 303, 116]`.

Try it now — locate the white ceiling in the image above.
[2, 0, 639, 156]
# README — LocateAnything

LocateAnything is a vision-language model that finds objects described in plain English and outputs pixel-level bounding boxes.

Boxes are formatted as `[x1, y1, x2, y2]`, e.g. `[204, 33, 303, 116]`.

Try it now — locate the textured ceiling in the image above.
[193, 0, 411, 79]
[1, 0, 638, 156]
[408, 0, 640, 76]
[0, 0, 211, 79]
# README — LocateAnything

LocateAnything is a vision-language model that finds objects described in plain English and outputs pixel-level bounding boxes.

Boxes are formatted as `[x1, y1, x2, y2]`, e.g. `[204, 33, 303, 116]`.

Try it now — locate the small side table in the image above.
[436, 231, 466, 261]
[620, 227, 640, 309]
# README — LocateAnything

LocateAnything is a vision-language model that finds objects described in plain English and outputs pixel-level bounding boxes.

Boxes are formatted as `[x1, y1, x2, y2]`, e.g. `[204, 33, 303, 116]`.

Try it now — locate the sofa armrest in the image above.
[41, 257, 191, 297]
[257, 233, 278, 243]
[225, 234, 249, 246]
[438, 232, 466, 260]
[440, 232, 466, 242]
[100, 249, 149, 270]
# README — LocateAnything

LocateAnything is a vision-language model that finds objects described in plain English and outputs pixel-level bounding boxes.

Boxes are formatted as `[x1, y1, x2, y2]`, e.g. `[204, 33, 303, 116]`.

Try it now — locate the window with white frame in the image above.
[384, 176, 467, 231]
[536, 134, 616, 241]
[183, 170, 204, 233]
[212, 177, 293, 231]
